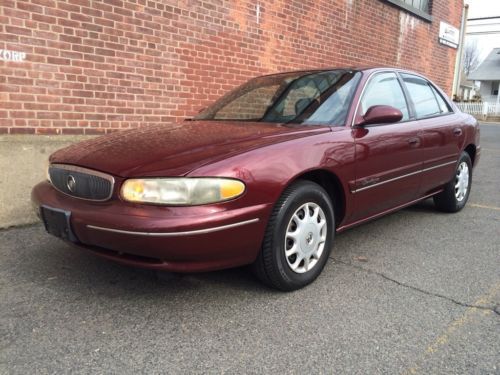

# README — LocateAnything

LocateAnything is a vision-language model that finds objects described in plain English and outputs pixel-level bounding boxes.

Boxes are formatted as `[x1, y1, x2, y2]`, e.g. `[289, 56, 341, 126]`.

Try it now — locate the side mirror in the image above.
[355, 105, 403, 127]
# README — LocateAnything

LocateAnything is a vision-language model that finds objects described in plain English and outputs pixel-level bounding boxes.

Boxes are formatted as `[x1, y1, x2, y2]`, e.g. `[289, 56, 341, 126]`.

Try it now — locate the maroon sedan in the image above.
[32, 67, 480, 291]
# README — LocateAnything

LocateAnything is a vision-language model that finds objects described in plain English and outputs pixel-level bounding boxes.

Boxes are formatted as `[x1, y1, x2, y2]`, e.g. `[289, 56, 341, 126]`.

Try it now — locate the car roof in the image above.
[259, 66, 423, 78]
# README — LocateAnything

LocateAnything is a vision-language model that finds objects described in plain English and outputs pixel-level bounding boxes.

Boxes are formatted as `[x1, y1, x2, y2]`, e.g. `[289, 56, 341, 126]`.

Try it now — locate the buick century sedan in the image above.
[32, 67, 480, 291]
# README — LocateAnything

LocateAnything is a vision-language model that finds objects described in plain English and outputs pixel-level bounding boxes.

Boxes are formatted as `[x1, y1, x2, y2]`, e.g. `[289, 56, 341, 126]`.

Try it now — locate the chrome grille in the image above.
[48, 164, 114, 201]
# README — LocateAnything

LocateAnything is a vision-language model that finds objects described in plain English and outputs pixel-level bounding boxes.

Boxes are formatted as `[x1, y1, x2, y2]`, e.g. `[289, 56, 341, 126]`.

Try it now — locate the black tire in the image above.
[433, 151, 472, 213]
[252, 180, 335, 291]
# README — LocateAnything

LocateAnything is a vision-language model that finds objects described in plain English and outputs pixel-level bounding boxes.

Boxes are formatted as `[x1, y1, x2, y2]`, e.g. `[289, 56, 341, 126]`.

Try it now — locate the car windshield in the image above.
[194, 70, 361, 126]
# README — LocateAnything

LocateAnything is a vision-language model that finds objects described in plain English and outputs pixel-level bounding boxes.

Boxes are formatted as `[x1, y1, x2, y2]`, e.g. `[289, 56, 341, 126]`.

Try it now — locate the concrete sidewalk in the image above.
[0, 135, 93, 228]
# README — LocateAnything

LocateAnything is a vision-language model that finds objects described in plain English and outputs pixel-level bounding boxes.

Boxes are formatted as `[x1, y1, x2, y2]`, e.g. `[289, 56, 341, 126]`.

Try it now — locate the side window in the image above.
[401, 74, 442, 118]
[430, 85, 452, 114]
[360, 72, 409, 121]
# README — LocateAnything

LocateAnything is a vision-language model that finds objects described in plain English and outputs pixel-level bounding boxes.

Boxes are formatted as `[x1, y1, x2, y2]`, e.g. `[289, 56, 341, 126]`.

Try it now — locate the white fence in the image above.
[479, 95, 499, 104]
[455, 101, 500, 117]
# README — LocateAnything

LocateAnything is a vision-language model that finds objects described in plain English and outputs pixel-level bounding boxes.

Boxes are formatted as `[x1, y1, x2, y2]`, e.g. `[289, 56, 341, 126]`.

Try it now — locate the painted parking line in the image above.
[469, 203, 500, 211]
[403, 282, 500, 375]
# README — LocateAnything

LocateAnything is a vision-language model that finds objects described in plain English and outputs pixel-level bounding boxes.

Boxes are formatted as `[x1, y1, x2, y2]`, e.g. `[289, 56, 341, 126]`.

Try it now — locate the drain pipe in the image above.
[452, 4, 469, 99]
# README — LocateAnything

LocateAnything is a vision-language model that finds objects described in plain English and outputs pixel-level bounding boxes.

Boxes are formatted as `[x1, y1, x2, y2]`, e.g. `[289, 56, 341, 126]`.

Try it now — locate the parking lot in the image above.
[1, 123, 499, 374]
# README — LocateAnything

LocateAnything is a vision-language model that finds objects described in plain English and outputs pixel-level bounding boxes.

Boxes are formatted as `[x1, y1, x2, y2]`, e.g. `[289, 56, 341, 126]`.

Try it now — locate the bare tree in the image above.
[463, 40, 481, 77]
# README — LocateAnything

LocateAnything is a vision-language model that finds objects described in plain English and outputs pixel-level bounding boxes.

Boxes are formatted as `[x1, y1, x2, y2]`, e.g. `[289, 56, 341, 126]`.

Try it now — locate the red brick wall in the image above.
[0, 0, 463, 135]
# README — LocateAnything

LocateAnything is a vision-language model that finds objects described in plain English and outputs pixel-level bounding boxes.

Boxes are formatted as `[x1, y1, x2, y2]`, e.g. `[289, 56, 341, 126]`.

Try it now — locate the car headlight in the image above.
[120, 178, 245, 205]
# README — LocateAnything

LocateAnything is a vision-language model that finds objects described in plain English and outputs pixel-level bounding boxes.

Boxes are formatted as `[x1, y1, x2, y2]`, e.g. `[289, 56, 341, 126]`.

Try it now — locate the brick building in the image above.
[1, 0, 463, 135]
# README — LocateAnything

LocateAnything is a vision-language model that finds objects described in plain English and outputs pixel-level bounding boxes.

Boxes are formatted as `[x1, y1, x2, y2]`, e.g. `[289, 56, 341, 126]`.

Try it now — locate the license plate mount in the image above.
[40, 206, 78, 242]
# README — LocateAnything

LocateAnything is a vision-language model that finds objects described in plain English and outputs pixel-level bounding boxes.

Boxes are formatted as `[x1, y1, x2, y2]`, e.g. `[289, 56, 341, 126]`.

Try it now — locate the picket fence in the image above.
[455, 101, 500, 117]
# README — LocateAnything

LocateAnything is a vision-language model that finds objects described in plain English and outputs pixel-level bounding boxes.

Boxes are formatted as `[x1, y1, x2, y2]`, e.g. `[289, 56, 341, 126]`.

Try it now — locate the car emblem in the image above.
[67, 175, 76, 192]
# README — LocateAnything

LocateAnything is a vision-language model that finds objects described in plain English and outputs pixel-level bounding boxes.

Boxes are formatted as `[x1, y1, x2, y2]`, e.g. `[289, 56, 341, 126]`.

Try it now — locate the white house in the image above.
[468, 48, 500, 104]
[458, 75, 477, 101]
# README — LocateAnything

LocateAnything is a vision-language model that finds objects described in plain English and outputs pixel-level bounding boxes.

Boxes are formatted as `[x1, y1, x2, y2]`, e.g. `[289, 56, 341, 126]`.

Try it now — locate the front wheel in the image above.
[433, 152, 472, 213]
[252, 180, 334, 291]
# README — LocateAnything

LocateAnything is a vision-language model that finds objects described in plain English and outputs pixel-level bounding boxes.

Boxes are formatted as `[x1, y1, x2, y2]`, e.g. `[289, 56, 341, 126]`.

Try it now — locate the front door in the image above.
[350, 71, 423, 222]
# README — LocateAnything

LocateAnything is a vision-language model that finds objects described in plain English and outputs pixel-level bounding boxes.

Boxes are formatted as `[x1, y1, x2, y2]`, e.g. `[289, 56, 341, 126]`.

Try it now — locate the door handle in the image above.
[453, 128, 463, 136]
[408, 137, 420, 147]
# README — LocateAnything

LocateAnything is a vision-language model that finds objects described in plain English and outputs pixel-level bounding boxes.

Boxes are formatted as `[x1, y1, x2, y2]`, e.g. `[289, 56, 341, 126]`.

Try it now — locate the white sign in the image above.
[0, 49, 27, 62]
[439, 21, 459, 49]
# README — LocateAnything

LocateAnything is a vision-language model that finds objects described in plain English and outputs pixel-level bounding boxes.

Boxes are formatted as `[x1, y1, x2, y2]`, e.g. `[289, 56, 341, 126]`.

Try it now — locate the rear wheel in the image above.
[433, 152, 472, 212]
[252, 180, 334, 291]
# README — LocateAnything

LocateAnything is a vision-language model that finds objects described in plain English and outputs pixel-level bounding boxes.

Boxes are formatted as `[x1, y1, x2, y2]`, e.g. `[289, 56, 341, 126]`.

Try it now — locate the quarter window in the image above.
[402, 74, 444, 118]
[359, 72, 409, 122]
[430, 85, 451, 114]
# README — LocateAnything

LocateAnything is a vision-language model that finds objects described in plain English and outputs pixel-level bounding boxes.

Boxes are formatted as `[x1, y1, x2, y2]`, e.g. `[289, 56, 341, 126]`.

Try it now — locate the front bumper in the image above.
[32, 181, 272, 272]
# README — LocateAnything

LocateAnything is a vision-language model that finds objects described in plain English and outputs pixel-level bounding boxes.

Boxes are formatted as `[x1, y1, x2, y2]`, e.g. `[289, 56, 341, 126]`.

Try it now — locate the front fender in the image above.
[189, 128, 356, 225]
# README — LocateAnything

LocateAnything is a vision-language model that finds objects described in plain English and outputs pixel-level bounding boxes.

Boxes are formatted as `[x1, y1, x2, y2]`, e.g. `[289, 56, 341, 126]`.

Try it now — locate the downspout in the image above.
[452, 3, 469, 99]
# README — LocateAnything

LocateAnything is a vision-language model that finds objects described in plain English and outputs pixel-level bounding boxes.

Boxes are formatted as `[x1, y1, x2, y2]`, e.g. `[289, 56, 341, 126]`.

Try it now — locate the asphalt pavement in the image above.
[1, 123, 499, 374]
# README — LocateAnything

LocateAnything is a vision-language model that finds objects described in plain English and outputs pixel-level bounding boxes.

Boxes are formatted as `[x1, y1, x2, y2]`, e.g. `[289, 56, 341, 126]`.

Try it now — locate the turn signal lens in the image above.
[121, 178, 245, 205]
[121, 180, 145, 202]
[220, 180, 246, 199]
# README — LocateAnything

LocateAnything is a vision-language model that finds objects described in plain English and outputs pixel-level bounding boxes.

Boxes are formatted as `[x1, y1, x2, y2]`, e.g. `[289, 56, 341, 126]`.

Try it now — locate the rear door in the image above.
[399, 74, 461, 196]
[350, 71, 423, 222]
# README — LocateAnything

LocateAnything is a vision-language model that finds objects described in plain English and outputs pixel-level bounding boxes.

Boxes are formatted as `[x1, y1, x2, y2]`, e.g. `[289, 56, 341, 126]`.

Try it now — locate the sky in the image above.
[465, 0, 500, 61]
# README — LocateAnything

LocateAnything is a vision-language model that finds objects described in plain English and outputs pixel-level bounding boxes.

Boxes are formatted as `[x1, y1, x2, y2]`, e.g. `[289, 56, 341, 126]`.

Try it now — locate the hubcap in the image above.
[455, 161, 469, 202]
[284, 202, 327, 274]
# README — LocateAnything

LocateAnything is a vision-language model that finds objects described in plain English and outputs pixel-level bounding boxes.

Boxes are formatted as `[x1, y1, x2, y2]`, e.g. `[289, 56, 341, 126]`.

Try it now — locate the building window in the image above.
[381, 0, 432, 22]
[400, 0, 430, 14]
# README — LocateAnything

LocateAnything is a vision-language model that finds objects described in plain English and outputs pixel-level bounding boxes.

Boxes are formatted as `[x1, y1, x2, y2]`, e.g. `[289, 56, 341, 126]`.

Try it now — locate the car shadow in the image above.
[9, 226, 275, 298]
[403, 198, 439, 213]
[10, 198, 441, 300]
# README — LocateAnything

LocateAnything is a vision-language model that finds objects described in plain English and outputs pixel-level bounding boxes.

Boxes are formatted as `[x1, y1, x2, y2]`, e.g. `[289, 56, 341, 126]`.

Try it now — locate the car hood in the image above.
[50, 121, 330, 177]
